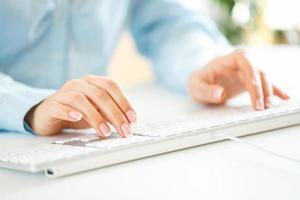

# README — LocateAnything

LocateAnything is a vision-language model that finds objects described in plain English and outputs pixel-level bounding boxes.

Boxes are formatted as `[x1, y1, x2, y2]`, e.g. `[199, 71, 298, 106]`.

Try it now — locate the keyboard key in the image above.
[0, 100, 299, 173]
[0, 144, 98, 165]
[54, 138, 80, 144]
[78, 135, 100, 142]
[132, 101, 300, 137]
[85, 135, 152, 149]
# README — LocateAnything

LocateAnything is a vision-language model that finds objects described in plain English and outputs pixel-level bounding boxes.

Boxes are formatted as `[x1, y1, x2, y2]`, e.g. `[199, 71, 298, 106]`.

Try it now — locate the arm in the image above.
[128, 0, 288, 109]
[128, 0, 231, 93]
[0, 73, 54, 133]
[0, 73, 137, 137]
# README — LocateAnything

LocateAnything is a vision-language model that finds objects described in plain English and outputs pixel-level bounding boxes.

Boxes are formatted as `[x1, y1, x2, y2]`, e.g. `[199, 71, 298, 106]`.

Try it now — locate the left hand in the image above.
[187, 50, 289, 110]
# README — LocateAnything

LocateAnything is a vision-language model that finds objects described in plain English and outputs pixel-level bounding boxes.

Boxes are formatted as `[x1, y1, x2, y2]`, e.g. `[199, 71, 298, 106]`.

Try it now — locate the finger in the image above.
[48, 101, 83, 122]
[235, 53, 265, 110]
[48, 102, 90, 129]
[273, 85, 290, 100]
[55, 91, 111, 138]
[88, 88, 132, 138]
[82, 75, 136, 123]
[190, 78, 225, 104]
[65, 80, 132, 138]
[260, 72, 273, 108]
[84, 86, 132, 138]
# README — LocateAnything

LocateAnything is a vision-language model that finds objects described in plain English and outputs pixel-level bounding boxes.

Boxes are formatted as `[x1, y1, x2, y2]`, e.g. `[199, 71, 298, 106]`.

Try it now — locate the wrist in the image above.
[24, 103, 40, 132]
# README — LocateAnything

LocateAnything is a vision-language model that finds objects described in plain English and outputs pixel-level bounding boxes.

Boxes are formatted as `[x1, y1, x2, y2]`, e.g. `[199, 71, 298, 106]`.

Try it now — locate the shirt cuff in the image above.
[23, 121, 37, 135]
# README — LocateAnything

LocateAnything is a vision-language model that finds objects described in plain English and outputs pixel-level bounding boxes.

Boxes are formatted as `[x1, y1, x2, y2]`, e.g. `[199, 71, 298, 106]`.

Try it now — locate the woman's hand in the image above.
[25, 75, 136, 137]
[188, 50, 289, 109]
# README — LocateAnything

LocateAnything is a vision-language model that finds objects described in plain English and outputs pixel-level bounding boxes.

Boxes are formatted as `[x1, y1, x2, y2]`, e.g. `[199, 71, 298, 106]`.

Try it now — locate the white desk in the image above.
[1, 46, 300, 200]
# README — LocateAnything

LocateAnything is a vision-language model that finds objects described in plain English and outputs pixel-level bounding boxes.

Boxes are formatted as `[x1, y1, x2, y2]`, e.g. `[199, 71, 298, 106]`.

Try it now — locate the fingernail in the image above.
[256, 99, 265, 110]
[283, 93, 290, 100]
[213, 87, 224, 100]
[99, 123, 111, 137]
[126, 110, 137, 123]
[121, 123, 132, 137]
[68, 111, 83, 121]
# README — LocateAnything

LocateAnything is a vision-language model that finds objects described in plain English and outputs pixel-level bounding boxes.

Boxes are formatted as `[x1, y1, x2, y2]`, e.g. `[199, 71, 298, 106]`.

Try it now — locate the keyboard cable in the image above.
[213, 132, 300, 164]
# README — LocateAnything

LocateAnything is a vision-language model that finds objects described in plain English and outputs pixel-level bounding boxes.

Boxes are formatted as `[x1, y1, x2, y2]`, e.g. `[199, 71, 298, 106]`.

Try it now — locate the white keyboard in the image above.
[132, 101, 300, 137]
[0, 144, 98, 166]
[0, 135, 153, 171]
[1, 100, 300, 177]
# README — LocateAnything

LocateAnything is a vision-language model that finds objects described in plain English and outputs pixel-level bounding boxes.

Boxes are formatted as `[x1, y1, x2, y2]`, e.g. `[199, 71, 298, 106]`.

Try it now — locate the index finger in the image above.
[82, 75, 137, 123]
[233, 52, 265, 110]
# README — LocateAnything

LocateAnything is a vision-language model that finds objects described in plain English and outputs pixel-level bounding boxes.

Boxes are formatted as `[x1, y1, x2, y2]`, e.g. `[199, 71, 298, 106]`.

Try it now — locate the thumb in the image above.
[195, 82, 226, 104]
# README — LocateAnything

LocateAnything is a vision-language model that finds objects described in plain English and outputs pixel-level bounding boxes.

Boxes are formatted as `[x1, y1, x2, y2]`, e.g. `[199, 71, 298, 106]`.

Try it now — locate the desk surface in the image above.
[1, 46, 300, 200]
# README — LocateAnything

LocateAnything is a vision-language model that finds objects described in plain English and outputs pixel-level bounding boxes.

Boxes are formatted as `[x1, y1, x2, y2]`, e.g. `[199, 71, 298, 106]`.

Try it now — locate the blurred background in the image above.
[108, 0, 300, 87]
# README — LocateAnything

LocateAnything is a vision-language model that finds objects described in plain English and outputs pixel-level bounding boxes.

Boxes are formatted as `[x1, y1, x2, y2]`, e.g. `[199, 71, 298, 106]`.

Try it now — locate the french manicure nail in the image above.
[99, 123, 111, 137]
[256, 99, 264, 110]
[213, 87, 224, 100]
[68, 111, 83, 121]
[126, 110, 137, 123]
[121, 123, 132, 137]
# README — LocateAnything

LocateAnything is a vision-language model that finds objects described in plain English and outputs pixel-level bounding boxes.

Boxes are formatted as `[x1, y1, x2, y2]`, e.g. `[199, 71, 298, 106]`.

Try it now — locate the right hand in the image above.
[25, 75, 137, 138]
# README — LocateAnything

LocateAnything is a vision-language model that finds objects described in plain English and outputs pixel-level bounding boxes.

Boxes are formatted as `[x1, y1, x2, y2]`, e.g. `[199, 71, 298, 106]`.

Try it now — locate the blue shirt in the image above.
[0, 0, 230, 133]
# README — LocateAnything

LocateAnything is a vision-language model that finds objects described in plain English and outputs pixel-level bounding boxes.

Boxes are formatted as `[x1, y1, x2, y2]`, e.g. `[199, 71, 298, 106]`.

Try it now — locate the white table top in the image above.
[1, 45, 300, 200]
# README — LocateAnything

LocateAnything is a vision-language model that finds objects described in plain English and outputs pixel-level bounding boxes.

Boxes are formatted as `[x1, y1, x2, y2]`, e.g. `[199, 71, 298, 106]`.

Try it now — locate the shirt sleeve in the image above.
[0, 73, 55, 133]
[128, 0, 233, 93]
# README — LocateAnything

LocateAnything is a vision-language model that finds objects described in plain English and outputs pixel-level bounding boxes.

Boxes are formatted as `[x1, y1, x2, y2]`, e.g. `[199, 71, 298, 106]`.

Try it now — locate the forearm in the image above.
[0, 73, 55, 133]
[129, 0, 233, 92]
[150, 28, 232, 93]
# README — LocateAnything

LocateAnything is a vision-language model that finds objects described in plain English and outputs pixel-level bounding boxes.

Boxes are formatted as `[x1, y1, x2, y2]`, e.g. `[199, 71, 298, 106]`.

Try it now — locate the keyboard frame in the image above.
[46, 108, 300, 177]
[1, 105, 300, 178]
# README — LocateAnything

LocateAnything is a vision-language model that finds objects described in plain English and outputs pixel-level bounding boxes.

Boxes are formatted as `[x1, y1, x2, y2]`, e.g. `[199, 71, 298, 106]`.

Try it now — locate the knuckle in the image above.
[95, 89, 109, 100]
[54, 107, 67, 119]
[68, 92, 85, 102]
[248, 66, 258, 79]
[82, 74, 96, 81]
[64, 79, 81, 89]
[89, 114, 103, 126]
[251, 79, 260, 88]
[105, 79, 119, 90]
[120, 100, 131, 111]
[50, 102, 66, 118]
[123, 104, 131, 113]
[111, 111, 126, 124]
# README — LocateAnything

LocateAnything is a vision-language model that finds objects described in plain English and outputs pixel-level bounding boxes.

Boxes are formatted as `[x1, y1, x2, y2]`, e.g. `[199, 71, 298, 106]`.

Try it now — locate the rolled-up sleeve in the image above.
[128, 0, 232, 92]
